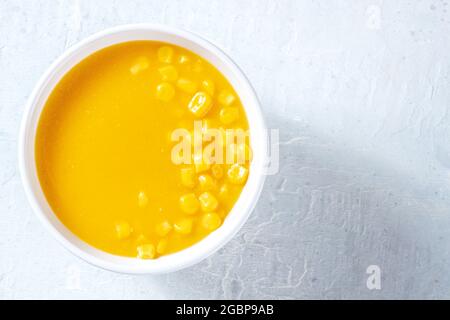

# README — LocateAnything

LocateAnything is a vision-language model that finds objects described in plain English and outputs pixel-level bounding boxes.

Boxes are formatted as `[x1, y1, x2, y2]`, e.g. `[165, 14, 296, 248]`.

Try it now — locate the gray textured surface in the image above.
[1, 0, 450, 299]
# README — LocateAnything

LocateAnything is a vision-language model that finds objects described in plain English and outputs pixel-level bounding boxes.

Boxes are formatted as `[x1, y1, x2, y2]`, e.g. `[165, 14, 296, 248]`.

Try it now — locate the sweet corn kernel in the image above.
[218, 89, 236, 106]
[137, 191, 149, 208]
[176, 78, 198, 94]
[227, 164, 248, 185]
[174, 218, 193, 234]
[155, 220, 172, 237]
[188, 91, 213, 118]
[156, 239, 168, 254]
[219, 107, 239, 125]
[137, 243, 156, 259]
[130, 56, 150, 75]
[201, 212, 222, 231]
[179, 193, 200, 214]
[201, 79, 215, 96]
[156, 82, 175, 102]
[177, 54, 189, 64]
[199, 192, 219, 212]
[198, 174, 217, 191]
[115, 221, 132, 240]
[158, 65, 178, 81]
[218, 183, 229, 200]
[193, 153, 211, 173]
[211, 164, 224, 179]
[180, 167, 196, 188]
[158, 46, 174, 63]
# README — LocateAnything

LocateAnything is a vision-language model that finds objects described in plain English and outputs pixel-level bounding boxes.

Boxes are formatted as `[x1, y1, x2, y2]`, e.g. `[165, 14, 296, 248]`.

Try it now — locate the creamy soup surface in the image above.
[36, 41, 251, 259]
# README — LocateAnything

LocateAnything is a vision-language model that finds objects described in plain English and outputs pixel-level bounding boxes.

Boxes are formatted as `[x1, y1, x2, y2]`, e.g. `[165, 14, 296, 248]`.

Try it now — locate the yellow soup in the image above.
[35, 41, 251, 259]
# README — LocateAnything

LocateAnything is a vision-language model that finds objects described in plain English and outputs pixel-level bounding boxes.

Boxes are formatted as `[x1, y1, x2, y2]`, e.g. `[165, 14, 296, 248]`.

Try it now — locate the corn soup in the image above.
[35, 41, 251, 259]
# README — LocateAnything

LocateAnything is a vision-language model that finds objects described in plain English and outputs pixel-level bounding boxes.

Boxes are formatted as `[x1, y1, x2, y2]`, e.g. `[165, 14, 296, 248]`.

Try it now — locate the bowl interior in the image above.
[20, 25, 267, 274]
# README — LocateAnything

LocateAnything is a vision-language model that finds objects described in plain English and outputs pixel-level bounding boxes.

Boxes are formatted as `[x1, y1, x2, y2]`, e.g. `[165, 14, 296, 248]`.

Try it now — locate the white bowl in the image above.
[18, 24, 267, 274]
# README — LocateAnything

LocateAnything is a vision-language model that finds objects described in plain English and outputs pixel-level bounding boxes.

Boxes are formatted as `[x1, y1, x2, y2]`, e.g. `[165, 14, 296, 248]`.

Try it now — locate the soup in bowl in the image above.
[19, 25, 267, 273]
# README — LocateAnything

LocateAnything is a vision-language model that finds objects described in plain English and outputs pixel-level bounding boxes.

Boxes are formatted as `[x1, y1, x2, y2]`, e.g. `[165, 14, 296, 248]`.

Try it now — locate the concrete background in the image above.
[1, 0, 450, 299]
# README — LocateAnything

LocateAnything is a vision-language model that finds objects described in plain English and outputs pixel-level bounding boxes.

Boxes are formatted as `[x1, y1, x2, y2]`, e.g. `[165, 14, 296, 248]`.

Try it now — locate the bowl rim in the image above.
[18, 23, 268, 274]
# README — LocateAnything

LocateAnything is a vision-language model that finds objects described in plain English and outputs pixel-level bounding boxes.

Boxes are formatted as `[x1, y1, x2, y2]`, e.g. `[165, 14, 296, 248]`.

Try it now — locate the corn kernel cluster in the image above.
[117, 45, 252, 259]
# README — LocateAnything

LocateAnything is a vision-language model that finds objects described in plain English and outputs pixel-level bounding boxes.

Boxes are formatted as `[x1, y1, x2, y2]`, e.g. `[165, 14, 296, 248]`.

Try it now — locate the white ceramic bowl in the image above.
[19, 24, 267, 274]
